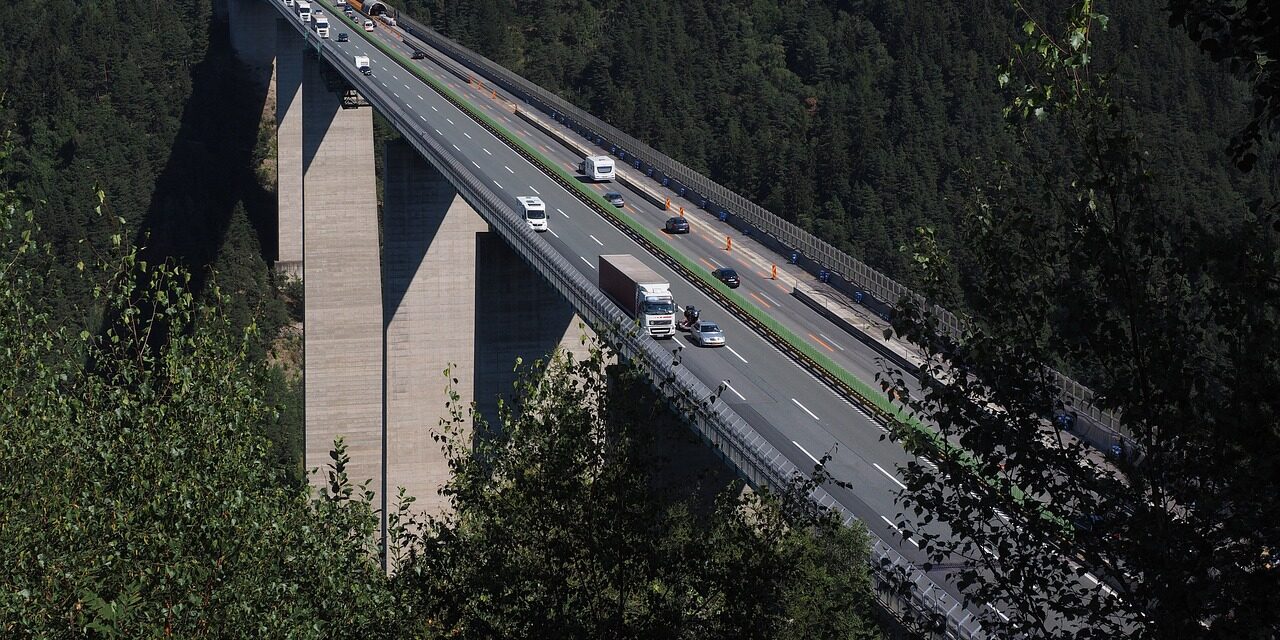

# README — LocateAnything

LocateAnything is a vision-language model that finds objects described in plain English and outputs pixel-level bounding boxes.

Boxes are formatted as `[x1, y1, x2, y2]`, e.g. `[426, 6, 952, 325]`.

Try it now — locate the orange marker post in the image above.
[725, 236, 732, 251]
[664, 197, 671, 211]
[678, 206, 684, 217]
[492, 89, 498, 99]
[771, 264, 778, 280]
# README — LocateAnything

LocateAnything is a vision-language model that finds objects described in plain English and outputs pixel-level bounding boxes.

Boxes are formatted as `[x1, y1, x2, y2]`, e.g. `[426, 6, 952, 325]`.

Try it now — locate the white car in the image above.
[517, 196, 548, 232]
[363, 18, 375, 31]
[689, 320, 726, 347]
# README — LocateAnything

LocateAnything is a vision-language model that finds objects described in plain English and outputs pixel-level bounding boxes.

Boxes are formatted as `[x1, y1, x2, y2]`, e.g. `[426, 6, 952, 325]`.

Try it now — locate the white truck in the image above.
[354, 55, 371, 76]
[598, 254, 676, 338]
[312, 12, 329, 38]
[580, 155, 615, 182]
[295, 0, 311, 21]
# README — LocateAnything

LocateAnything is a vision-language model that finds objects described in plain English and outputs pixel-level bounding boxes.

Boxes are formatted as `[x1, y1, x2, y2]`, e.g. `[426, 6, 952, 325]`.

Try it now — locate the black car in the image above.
[664, 216, 690, 234]
[604, 192, 625, 207]
[411, 50, 426, 59]
[336, 32, 349, 42]
[712, 267, 740, 288]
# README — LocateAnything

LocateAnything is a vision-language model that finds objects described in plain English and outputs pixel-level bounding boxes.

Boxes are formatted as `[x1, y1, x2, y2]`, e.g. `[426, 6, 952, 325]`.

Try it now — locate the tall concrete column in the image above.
[301, 53, 384, 507]
[275, 22, 304, 277]
[382, 140, 488, 518]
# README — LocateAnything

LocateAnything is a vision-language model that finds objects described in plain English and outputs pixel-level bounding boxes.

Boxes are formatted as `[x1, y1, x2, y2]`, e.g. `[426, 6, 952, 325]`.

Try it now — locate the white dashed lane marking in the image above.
[792, 441, 820, 465]
[723, 381, 746, 401]
[873, 463, 908, 490]
[791, 398, 820, 421]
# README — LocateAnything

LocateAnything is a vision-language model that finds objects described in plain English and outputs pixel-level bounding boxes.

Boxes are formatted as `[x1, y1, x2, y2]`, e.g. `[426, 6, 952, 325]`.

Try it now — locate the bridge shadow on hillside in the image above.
[133, 10, 275, 298]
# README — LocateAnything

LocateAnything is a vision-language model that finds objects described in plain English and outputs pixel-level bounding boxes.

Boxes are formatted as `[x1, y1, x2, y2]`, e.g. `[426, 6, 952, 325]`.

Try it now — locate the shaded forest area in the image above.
[0, 0, 302, 474]
[404, 0, 1275, 313]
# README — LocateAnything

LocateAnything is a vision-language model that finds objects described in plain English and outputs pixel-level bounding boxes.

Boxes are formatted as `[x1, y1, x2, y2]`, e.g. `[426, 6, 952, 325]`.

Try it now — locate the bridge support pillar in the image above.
[275, 21, 304, 277]
[300, 52, 384, 510]
[382, 140, 489, 518]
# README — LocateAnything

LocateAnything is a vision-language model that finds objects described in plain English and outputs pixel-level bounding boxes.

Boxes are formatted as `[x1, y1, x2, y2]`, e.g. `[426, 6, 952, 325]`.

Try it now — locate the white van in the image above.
[363, 18, 375, 31]
[518, 196, 548, 232]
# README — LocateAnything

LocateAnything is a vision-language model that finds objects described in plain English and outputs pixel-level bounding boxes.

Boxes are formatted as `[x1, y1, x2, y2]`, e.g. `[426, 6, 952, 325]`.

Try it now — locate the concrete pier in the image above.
[301, 52, 384, 507]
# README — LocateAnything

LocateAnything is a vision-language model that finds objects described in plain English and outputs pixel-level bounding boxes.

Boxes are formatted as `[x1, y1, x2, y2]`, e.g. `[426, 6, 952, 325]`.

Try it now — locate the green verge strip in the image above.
[338, 8, 1066, 533]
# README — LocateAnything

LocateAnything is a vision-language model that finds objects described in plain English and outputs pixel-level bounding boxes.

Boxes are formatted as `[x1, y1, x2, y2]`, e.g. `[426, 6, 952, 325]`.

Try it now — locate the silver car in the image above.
[690, 320, 726, 347]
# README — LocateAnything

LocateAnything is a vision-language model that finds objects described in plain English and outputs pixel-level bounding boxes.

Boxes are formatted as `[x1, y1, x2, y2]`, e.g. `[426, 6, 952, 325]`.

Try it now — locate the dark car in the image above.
[411, 50, 426, 59]
[336, 32, 349, 42]
[604, 191, 625, 207]
[664, 216, 690, 234]
[712, 267, 740, 288]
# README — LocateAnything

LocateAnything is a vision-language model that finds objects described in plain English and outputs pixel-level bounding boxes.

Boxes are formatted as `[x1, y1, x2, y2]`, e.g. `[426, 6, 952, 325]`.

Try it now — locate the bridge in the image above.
[223, 0, 1133, 636]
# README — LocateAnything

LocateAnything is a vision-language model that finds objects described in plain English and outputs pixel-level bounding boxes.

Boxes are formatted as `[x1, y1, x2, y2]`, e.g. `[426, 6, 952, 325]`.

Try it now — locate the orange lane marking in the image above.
[540, 144, 552, 153]
[749, 292, 772, 308]
[698, 257, 718, 271]
[774, 281, 790, 294]
[809, 333, 836, 353]
[624, 204, 637, 214]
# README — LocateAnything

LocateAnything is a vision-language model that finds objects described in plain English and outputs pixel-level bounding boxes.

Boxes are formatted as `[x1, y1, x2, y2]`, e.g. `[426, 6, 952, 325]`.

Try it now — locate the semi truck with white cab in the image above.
[580, 155, 615, 182]
[598, 254, 676, 338]
[354, 55, 371, 76]
[295, 0, 311, 20]
[312, 12, 329, 38]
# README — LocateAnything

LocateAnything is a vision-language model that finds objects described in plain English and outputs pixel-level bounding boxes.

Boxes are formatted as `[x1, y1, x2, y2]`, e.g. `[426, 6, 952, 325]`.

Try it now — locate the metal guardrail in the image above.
[270, 4, 989, 636]
[392, 11, 1126, 443]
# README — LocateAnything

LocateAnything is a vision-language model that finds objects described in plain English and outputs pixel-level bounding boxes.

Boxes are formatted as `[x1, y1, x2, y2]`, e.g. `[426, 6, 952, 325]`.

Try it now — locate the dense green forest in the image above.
[0, 0, 302, 468]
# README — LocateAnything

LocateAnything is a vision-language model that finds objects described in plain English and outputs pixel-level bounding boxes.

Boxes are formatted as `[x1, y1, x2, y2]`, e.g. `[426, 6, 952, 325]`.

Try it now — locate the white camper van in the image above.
[518, 196, 548, 232]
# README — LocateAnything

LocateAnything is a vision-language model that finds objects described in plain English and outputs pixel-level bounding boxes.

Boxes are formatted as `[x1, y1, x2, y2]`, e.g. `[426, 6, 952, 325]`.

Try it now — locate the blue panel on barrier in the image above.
[661, 177, 669, 187]
[790, 251, 800, 264]
[718, 210, 729, 222]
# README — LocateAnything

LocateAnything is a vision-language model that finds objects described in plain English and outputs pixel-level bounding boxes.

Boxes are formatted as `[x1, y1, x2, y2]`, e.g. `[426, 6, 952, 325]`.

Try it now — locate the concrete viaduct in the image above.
[226, 0, 590, 523]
